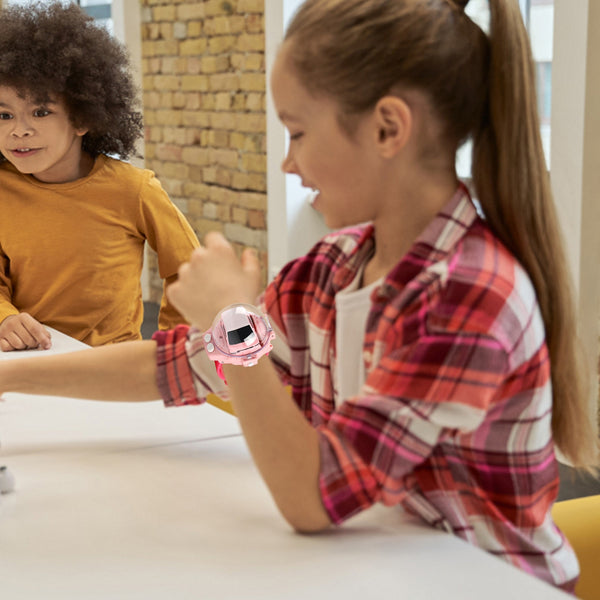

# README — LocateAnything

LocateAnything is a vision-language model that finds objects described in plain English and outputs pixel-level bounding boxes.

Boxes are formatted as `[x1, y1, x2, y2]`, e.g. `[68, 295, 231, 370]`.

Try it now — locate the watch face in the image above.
[204, 304, 274, 365]
[221, 308, 260, 354]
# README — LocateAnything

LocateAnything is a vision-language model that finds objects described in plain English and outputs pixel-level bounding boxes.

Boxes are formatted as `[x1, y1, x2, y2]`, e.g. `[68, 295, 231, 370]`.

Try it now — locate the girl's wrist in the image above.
[202, 303, 275, 383]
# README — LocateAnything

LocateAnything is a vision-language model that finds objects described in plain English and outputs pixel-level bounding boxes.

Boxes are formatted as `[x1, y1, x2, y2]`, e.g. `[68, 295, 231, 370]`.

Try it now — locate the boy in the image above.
[0, 2, 199, 350]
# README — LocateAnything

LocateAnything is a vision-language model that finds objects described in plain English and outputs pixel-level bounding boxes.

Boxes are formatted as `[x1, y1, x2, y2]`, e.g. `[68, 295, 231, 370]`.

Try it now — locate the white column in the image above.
[265, 0, 330, 281]
[111, 0, 144, 167]
[551, 0, 600, 429]
[112, 0, 150, 299]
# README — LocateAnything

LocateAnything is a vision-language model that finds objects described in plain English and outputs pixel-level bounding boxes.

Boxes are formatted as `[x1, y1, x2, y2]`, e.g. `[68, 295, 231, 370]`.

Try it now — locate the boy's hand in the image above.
[0, 313, 52, 352]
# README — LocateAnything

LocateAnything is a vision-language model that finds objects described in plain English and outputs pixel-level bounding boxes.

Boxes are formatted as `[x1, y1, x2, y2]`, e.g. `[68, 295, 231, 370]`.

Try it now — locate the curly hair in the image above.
[0, 1, 143, 160]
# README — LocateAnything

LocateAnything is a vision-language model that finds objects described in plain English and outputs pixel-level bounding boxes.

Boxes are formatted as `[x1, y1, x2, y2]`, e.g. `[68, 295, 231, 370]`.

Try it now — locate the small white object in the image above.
[0, 466, 16, 494]
[307, 189, 319, 205]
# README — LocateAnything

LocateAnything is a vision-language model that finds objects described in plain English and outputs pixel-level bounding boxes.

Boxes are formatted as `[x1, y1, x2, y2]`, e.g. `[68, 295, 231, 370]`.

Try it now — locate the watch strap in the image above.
[214, 360, 227, 383]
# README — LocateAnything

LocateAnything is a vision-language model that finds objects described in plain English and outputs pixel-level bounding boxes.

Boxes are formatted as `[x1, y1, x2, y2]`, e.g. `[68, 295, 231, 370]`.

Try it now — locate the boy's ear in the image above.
[373, 96, 412, 158]
[73, 120, 89, 137]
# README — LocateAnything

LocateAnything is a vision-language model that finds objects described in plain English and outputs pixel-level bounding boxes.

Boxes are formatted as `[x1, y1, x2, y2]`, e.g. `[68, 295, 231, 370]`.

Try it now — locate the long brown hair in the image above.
[284, 0, 598, 469]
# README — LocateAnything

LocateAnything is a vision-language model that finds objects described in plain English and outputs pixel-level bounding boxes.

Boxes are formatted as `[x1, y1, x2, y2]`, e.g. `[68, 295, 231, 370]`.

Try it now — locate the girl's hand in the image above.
[167, 232, 262, 331]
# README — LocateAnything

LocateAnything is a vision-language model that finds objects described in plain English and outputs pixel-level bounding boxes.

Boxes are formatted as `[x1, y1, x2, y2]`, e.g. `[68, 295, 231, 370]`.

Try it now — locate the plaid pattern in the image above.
[154, 185, 578, 592]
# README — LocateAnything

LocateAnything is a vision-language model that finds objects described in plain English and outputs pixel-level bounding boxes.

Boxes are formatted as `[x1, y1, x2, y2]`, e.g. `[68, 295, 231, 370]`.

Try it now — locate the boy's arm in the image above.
[137, 171, 200, 330]
[0, 249, 51, 351]
[158, 274, 187, 330]
[0, 249, 19, 323]
[0, 340, 160, 401]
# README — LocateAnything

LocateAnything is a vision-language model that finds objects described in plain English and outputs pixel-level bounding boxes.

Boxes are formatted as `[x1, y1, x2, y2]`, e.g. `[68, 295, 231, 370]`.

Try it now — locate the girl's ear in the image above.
[373, 96, 412, 158]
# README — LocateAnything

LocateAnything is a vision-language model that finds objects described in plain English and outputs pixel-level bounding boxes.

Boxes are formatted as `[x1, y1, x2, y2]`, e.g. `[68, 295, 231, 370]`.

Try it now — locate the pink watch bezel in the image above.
[202, 304, 275, 370]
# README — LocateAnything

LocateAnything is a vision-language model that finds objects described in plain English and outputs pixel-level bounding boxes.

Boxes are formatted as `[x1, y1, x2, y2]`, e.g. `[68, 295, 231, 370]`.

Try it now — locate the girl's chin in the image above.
[310, 194, 333, 225]
[310, 193, 358, 230]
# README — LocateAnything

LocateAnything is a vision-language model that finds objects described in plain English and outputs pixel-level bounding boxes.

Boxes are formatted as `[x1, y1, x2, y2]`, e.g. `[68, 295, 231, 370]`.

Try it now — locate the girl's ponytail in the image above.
[472, 0, 598, 469]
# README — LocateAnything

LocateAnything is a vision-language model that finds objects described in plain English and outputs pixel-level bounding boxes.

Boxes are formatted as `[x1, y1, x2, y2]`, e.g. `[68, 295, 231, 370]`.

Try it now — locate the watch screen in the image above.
[227, 325, 254, 345]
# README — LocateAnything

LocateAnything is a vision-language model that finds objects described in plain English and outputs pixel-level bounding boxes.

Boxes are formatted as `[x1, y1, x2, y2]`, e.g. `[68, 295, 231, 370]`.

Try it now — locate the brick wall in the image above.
[141, 0, 267, 302]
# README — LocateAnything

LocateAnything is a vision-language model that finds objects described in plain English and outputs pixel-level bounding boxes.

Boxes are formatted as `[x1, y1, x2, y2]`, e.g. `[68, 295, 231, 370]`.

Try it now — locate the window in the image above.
[528, 0, 554, 163]
[77, 0, 113, 33]
[4, 0, 113, 32]
[458, 0, 554, 177]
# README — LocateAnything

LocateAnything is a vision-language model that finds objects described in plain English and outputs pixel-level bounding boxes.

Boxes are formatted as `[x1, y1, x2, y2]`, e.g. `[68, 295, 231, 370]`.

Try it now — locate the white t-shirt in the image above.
[334, 271, 382, 407]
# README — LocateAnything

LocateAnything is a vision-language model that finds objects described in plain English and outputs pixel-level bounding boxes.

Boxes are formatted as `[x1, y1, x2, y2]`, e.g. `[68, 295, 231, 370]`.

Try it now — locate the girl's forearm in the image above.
[223, 359, 331, 533]
[0, 339, 331, 530]
[0, 340, 160, 402]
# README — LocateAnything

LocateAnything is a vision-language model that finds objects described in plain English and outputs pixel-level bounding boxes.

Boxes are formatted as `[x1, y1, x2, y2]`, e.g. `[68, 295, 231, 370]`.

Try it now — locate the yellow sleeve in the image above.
[0, 244, 19, 323]
[136, 171, 200, 330]
[158, 274, 185, 330]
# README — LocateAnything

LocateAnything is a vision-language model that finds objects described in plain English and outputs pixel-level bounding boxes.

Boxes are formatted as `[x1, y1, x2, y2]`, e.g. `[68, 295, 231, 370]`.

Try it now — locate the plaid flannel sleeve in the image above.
[317, 327, 511, 524]
[153, 324, 229, 406]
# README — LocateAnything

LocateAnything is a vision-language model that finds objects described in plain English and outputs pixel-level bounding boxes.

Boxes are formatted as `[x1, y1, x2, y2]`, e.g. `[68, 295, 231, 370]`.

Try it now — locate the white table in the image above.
[0, 333, 571, 599]
[0, 327, 242, 447]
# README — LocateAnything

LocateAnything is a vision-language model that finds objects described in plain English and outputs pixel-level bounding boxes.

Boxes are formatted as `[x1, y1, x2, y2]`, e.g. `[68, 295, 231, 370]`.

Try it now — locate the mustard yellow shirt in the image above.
[0, 155, 199, 345]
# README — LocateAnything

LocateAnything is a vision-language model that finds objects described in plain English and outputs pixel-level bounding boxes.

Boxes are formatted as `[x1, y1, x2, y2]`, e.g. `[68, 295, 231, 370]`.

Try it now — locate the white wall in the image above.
[265, 0, 330, 280]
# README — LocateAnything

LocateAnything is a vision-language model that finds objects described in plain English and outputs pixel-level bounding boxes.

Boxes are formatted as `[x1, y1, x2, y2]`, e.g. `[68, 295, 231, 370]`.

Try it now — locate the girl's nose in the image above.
[281, 151, 298, 175]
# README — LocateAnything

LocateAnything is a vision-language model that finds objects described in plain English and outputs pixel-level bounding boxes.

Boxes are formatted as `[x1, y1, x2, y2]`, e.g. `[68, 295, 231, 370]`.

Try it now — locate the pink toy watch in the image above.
[202, 304, 275, 380]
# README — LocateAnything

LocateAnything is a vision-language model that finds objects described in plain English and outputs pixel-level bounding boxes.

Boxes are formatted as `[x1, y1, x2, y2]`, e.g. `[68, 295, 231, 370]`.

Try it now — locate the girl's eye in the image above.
[289, 132, 304, 141]
[0, 112, 12, 120]
[33, 108, 50, 118]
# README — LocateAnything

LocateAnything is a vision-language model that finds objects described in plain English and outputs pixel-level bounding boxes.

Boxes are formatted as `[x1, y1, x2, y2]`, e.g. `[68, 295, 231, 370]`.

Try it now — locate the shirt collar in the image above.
[332, 183, 478, 296]
[331, 224, 376, 293]
[410, 182, 477, 259]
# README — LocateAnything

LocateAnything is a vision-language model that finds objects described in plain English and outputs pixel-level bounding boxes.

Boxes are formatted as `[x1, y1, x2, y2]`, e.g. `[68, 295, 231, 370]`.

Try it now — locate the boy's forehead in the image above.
[0, 85, 56, 105]
[19, 90, 57, 105]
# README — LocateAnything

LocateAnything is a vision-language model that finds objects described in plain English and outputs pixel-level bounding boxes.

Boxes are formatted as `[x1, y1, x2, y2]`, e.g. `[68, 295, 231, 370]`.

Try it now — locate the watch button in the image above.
[206, 342, 215, 353]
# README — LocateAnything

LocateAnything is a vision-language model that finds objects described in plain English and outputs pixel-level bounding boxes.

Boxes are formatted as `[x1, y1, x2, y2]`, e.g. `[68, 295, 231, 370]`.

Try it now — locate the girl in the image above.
[0, 0, 597, 593]
[0, 2, 199, 350]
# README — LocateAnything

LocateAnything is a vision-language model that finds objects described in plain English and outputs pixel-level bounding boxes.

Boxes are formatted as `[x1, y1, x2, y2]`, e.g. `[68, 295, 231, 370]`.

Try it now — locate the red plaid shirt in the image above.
[154, 185, 578, 592]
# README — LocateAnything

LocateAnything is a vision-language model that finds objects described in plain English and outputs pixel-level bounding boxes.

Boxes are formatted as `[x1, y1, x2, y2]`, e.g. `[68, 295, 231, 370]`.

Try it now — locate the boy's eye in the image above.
[0, 112, 12, 120]
[33, 108, 51, 118]
[289, 132, 304, 141]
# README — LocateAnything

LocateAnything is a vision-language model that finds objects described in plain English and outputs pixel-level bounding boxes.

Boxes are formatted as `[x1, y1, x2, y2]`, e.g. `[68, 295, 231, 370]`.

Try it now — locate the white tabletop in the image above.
[0, 334, 570, 599]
